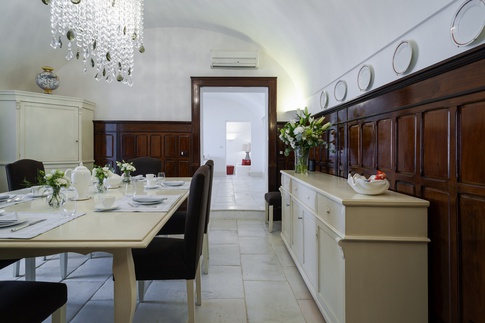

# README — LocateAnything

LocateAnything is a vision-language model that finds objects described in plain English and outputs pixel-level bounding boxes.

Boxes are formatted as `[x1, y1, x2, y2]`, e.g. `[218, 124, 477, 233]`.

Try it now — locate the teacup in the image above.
[95, 194, 116, 209]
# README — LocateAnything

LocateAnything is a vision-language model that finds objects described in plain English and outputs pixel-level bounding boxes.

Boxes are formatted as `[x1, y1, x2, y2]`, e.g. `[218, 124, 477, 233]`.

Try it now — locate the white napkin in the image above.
[0, 212, 19, 224]
[0, 194, 10, 201]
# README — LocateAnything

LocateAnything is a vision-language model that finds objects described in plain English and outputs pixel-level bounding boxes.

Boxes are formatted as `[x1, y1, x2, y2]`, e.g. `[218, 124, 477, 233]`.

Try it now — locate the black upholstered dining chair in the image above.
[0, 259, 68, 323]
[5, 159, 69, 280]
[157, 160, 214, 274]
[5, 159, 44, 191]
[132, 165, 210, 323]
[126, 157, 162, 176]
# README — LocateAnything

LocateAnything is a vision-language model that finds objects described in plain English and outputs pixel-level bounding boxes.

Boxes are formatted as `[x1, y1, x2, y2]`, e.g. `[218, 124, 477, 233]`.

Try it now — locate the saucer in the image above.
[94, 202, 121, 212]
[144, 185, 159, 190]
[163, 181, 185, 187]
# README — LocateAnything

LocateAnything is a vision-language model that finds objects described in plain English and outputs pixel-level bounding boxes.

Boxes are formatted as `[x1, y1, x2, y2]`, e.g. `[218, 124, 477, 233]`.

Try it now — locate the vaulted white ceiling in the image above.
[0, 0, 450, 97]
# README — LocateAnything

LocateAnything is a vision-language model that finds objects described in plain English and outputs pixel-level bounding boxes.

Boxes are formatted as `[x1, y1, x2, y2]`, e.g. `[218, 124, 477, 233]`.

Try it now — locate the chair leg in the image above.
[269, 205, 274, 233]
[25, 257, 36, 281]
[60, 253, 68, 279]
[202, 233, 209, 274]
[196, 261, 202, 306]
[12, 261, 20, 277]
[265, 201, 269, 224]
[186, 279, 196, 323]
[138, 281, 146, 303]
[51, 303, 67, 323]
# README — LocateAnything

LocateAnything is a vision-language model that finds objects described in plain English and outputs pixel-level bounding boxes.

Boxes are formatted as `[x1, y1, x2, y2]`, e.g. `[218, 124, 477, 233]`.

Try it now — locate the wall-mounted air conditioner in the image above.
[210, 50, 259, 69]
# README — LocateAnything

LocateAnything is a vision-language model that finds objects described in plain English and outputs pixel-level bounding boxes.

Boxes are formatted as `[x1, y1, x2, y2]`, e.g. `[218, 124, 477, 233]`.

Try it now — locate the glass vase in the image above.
[122, 172, 131, 184]
[294, 147, 309, 174]
[46, 188, 66, 208]
[95, 179, 108, 193]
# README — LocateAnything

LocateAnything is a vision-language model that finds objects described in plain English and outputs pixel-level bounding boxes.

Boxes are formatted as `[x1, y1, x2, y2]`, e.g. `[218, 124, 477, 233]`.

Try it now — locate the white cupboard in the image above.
[280, 170, 430, 323]
[0, 91, 95, 192]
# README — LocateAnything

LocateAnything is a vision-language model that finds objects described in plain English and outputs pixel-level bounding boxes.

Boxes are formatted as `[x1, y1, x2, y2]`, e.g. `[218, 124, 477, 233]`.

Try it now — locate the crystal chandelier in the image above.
[43, 0, 145, 86]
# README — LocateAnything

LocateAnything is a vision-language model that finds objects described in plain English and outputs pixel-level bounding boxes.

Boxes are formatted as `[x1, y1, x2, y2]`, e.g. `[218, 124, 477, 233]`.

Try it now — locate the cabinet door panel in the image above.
[318, 223, 345, 323]
[23, 103, 78, 162]
[292, 202, 304, 264]
[281, 191, 292, 243]
[303, 210, 317, 289]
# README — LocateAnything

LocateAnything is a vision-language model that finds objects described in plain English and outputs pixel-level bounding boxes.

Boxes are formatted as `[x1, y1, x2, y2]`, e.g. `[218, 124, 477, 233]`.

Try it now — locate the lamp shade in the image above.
[242, 143, 251, 152]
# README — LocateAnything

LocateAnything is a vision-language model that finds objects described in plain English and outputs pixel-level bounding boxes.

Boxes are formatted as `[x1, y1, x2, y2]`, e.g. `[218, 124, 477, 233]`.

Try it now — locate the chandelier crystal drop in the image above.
[44, 0, 145, 86]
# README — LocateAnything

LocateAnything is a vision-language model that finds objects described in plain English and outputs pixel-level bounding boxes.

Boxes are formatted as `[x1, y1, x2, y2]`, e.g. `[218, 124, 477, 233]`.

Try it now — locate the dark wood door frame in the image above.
[191, 76, 278, 192]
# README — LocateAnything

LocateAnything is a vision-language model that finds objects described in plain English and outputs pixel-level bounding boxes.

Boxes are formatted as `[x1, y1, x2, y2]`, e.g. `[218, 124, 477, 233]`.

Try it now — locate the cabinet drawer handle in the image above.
[286, 203, 290, 207]
[326, 206, 330, 213]
[298, 216, 303, 220]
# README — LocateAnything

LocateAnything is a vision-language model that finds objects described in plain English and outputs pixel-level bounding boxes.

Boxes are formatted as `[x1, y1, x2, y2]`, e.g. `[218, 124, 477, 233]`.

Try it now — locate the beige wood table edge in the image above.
[0, 180, 190, 323]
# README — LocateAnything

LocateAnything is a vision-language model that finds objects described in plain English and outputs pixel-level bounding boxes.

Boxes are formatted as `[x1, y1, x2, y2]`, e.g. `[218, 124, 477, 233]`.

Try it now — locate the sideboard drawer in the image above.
[317, 194, 344, 231]
[282, 174, 291, 191]
[293, 181, 317, 211]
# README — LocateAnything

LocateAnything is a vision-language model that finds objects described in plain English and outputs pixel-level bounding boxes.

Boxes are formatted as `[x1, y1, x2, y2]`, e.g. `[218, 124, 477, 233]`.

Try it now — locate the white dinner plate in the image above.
[94, 202, 121, 212]
[320, 90, 328, 109]
[163, 181, 185, 187]
[334, 80, 347, 101]
[392, 40, 414, 75]
[0, 194, 10, 201]
[0, 218, 28, 228]
[132, 196, 166, 204]
[143, 185, 159, 190]
[451, 0, 485, 47]
[357, 65, 373, 91]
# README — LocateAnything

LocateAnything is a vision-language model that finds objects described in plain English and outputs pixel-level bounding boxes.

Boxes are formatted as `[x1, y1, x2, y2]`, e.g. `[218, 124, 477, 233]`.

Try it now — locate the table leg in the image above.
[112, 249, 136, 323]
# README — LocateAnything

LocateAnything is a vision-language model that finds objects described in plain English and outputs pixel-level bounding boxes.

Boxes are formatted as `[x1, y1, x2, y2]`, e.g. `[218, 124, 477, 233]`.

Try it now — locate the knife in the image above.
[11, 218, 47, 232]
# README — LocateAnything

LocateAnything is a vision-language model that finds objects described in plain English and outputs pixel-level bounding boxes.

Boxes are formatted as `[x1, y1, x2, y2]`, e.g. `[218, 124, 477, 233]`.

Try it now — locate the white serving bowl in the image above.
[347, 174, 389, 195]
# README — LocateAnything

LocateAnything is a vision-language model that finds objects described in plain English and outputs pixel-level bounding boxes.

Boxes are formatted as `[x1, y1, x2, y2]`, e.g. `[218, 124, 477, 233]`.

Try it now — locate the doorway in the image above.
[191, 77, 278, 192]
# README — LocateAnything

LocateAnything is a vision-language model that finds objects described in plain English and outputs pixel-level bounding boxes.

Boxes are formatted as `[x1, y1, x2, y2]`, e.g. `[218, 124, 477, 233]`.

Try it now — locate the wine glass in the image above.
[157, 172, 165, 185]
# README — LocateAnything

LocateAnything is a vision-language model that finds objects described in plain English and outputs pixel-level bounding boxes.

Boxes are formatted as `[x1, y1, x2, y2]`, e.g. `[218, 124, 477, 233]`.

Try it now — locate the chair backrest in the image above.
[126, 157, 162, 176]
[5, 159, 45, 191]
[184, 165, 210, 273]
[203, 160, 214, 234]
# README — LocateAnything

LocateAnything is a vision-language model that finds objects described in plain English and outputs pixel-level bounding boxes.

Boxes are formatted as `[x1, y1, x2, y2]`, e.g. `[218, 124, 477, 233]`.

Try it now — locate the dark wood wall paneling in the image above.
[94, 121, 192, 177]
[280, 45, 484, 323]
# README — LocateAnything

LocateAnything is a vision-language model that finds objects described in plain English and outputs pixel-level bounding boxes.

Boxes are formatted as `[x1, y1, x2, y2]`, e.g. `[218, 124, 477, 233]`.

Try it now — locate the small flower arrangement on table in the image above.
[279, 107, 331, 173]
[92, 165, 112, 193]
[116, 160, 136, 183]
[37, 169, 71, 208]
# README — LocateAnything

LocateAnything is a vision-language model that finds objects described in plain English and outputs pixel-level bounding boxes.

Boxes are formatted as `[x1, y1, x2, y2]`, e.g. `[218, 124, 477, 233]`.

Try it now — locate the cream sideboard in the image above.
[0, 90, 95, 192]
[280, 170, 429, 323]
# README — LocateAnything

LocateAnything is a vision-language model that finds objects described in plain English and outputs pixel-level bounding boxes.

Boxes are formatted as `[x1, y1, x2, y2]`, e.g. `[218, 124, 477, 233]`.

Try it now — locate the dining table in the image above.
[0, 177, 191, 323]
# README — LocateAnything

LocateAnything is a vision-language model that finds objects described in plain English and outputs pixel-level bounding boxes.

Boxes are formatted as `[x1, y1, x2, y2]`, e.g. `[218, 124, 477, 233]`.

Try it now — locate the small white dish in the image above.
[75, 196, 91, 201]
[144, 185, 159, 190]
[0, 218, 28, 228]
[94, 202, 121, 212]
[108, 185, 121, 189]
[132, 195, 166, 204]
[163, 181, 185, 187]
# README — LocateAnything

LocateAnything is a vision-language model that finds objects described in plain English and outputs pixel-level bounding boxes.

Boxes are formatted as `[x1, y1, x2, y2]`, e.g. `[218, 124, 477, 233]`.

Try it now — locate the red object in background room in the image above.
[242, 143, 251, 165]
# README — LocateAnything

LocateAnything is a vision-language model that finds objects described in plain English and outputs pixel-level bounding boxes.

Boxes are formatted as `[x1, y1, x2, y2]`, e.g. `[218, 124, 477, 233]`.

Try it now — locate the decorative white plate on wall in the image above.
[334, 80, 347, 101]
[392, 40, 414, 75]
[357, 65, 373, 91]
[320, 90, 328, 109]
[451, 0, 485, 47]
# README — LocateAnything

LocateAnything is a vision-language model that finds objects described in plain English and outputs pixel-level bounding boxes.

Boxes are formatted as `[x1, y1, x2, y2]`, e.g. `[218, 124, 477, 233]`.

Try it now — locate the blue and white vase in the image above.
[35, 66, 60, 94]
